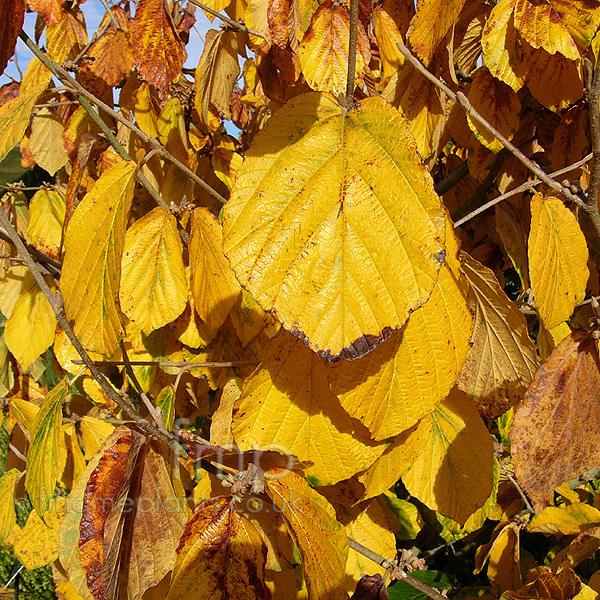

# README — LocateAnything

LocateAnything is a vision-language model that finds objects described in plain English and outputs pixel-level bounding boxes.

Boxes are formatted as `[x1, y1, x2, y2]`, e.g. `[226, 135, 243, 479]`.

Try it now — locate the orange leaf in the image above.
[82, 30, 134, 88]
[132, 0, 186, 98]
[26, 0, 62, 25]
[502, 566, 581, 600]
[0, 0, 24, 77]
[511, 331, 600, 513]
[165, 496, 270, 600]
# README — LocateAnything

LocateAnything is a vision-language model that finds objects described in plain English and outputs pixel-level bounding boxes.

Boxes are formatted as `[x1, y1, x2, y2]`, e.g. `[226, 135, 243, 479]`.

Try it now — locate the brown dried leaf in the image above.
[0, 0, 24, 77]
[195, 29, 243, 123]
[165, 496, 271, 600]
[458, 253, 538, 420]
[502, 566, 581, 600]
[132, 0, 186, 98]
[511, 331, 600, 513]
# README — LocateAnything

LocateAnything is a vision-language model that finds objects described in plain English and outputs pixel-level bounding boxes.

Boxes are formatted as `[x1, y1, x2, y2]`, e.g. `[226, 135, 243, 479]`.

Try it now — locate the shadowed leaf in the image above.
[0, 0, 24, 77]
[511, 330, 600, 513]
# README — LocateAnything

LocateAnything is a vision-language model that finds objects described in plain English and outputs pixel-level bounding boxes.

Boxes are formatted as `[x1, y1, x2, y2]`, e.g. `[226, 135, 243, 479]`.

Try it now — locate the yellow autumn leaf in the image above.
[358, 418, 433, 501]
[266, 471, 349, 600]
[61, 159, 136, 356]
[14, 499, 65, 570]
[402, 387, 494, 525]
[120, 78, 160, 138]
[529, 503, 600, 536]
[514, 0, 600, 60]
[27, 187, 66, 260]
[299, 0, 369, 97]
[481, 0, 526, 91]
[466, 67, 520, 153]
[407, 0, 466, 66]
[79, 415, 116, 460]
[329, 219, 471, 440]
[223, 92, 445, 360]
[209, 377, 241, 446]
[372, 4, 405, 80]
[529, 194, 589, 329]
[156, 385, 175, 433]
[59, 422, 86, 489]
[0, 264, 32, 319]
[458, 252, 538, 420]
[537, 321, 571, 362]
[9, 398, 40, 439]
[4, 275, 56, 370]
[189, 207, 242, 339]
[25, 378, 68, 516]
[232, 331, 384, 485]
[53, 327, 105, 376]
[344, 501, 397, 593]
[0, 469, 22, 544]
[120, 206, 187, 335]
[46, 6, 88, 63]
[29, 108, 69, 175]
[0, 58, 51, 165]
[229, 289, 268, 347]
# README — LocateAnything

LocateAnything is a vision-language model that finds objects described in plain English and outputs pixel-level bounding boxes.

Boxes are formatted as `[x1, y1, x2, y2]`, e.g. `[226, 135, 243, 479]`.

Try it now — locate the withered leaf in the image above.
[0, 0, 24, 77]
[511, 330, 600, 513]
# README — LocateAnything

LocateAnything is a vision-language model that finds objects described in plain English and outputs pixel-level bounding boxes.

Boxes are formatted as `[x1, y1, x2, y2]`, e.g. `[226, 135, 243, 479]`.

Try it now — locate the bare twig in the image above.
[19, 31, 227, 207]
[499, 459, 534, 514]
[71, 359, 260, 368]
[119, 340, 169, 435]
[186, 0, 265, 38]
[345, 0, 359, 109]
[0, 208, 186, 458]
[585, 57, 600, 215]
[454, 153, 594, 227]
[434, 160, 469, 196]
[347, 539, 448, 600]
[98, 0, 120, 30]
[396, 43, 588, 210]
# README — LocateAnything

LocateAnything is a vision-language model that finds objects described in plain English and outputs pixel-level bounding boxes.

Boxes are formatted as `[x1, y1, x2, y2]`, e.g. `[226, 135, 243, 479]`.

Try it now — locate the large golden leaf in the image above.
[511, 331, 600, 513]
[528, 194, 589, 330]
[402, 388, 494, 525]
[299, 0, 369, 97]
[4, 274, 56, 369]
[407, 0, 466, 66]
[329, 223, 471, 439]
[132, 0, 186, 98]
[0, 58, 51, 165]
[231, 331, 384, 486]
[189, 207, 242, 339]
[166, 496, 270, 600]
[458, 253, 538, 420]
[266, 471, 349, 600]
[120, 206, 187, 335]
[61, 160, 136, 356]
[46, 6, 87, 64]
[25, 378, 68, 516]
[223, 93, 445, 360]
[0, 469, 21, 544]
[514, 0, 600, 60]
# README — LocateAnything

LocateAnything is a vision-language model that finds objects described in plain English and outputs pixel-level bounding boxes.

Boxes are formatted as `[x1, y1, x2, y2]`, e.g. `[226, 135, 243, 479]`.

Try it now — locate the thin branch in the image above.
[434, 160, 469, 196]
[499, 459, 534, 514]
[98, 0, 120, 30]
[71, 359, 260, 368]
[345, 0, 359, 109]
[119, 340, 169, 435]
[454, 153, 594, 227]
[585, 57, 600, 213]
[186, 0, 265, 38]
[396, 43, 588, 210]
[347, 539, 448, 600]
[19, 31, 227, 207]
[0, 208, 187, 458]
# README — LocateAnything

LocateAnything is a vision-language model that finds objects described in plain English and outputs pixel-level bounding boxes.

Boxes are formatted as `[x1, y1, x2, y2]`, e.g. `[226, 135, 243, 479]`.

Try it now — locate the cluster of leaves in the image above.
[2, 0, 600, 599]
